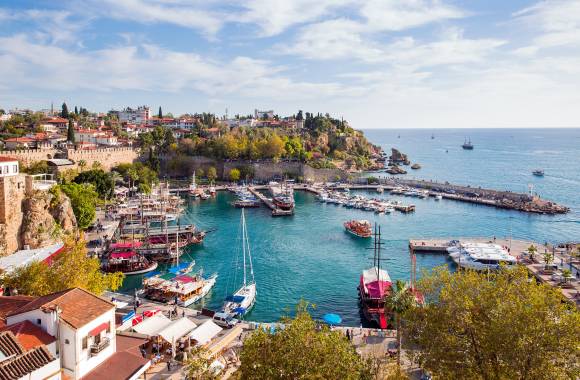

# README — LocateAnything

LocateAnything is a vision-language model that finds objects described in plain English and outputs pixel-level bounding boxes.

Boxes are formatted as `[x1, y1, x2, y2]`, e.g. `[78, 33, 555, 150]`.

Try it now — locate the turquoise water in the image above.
[124, 128, 580, 326]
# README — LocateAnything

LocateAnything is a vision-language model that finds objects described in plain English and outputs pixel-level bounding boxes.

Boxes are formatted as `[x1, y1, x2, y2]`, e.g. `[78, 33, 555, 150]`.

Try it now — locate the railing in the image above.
[90, 337, 110, 356]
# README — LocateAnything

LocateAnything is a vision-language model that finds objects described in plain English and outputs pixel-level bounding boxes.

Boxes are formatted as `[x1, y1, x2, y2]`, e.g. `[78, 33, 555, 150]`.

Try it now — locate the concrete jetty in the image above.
[248, 187, 293, 216]
[409, 237, 580, 307]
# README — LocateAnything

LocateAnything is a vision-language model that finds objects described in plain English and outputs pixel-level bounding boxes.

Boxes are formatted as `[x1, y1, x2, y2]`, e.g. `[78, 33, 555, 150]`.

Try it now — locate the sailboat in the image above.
[462, 138, 474, 150]
[221, 209, 256, 318]
[358, 224, 391, 329]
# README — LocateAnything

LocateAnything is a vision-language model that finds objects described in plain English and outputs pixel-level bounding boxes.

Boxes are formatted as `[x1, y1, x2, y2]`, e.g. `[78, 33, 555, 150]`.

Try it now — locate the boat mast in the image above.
[244, 210, 255, 286]
[241, 209, 247, 287]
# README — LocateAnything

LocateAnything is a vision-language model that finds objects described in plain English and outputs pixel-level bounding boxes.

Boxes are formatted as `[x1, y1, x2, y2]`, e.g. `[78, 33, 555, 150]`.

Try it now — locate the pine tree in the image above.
[158, 106, 163, 119]
[74, 106, 78, 115]
[61, 102, 69, 119]
[67, 119, 75, 143]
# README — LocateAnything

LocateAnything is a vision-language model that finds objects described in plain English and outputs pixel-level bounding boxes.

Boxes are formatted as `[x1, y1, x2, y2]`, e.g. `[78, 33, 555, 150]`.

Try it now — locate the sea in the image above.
[122, 128, 580, 326]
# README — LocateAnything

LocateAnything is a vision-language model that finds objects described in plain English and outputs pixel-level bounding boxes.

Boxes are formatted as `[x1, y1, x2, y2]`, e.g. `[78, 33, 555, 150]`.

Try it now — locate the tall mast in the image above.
[241, 209, 247, 287]
[244, 211, 255, 285]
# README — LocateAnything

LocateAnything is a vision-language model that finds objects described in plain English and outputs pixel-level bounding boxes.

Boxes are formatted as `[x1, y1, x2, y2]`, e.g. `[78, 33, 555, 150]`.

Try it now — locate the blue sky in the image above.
[1, 0, 579, 128]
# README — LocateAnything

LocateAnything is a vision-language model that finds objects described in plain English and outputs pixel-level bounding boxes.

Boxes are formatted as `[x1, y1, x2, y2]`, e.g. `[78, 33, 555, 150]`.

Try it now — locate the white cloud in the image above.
[0, 34, 347, 101]
[237, 0, 352, 37]
[513, 0, 580, 48]
[360, 0, 466, 32]
[88, 0, 225, 36]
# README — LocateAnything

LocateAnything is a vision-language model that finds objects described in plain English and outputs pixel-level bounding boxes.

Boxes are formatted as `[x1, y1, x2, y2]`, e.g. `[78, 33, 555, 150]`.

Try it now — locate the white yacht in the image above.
[448, 242, 516, 271]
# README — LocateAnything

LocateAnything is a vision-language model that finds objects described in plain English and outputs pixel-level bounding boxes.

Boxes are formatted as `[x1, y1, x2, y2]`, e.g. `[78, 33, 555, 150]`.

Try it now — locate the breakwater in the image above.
[357, 178, 569, 214]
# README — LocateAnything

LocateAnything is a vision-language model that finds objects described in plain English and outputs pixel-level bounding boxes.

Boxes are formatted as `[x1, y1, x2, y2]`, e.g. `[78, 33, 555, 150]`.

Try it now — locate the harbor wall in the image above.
[159, 155, 348, 182]
[65, 147, 139, 170]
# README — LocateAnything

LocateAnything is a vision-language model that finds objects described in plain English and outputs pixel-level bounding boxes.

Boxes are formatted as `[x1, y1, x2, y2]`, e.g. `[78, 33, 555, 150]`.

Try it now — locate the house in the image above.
[3, 137, 37, 150]
[3, 288, 150, 380]
[76, 129, 118, 146]
[0, 157, 19, 178]
[112, 106, 150, 124]
[41, 117, 68, 131]
[0, 114, 12, 122]
[171, 128, 191, 139]
[0, 330, 61, 380]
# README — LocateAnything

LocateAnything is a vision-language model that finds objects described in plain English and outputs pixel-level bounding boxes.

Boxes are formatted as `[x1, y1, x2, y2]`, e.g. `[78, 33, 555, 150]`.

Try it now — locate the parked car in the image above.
[213, 312, 237, 328]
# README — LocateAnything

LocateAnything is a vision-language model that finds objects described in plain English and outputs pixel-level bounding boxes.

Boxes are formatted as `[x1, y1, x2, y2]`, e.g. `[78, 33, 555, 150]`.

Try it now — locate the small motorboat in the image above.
[532, 169, 544, 177]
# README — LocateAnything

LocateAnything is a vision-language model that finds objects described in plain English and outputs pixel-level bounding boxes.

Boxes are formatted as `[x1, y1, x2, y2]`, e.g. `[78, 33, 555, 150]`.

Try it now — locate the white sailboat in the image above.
[222, 209, 256, 318]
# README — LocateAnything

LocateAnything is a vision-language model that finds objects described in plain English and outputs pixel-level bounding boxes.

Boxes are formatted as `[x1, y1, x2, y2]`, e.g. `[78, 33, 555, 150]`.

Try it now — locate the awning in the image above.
[110, 241, 143, 249]
[132, 314, 172, 337]
[189, 320, 222, 345]
[110, 251, 138, 260]
[158, 317, 197, 344]
[89, 322, 110, 336]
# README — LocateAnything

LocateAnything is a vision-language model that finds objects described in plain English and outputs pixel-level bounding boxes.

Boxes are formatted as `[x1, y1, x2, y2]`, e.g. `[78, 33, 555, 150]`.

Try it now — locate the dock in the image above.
[409, 237, 580, 307]
[248, 187, 293, 216]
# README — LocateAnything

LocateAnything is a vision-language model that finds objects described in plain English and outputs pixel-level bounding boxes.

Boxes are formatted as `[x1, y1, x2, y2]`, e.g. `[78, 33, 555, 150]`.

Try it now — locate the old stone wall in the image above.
[66, 147, 139, 170]
[0, 149, 58, 166]
[0, 174, 27, 256]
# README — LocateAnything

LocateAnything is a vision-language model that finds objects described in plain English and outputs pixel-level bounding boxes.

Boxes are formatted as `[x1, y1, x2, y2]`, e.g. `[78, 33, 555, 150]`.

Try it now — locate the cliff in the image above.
[20, 190, 77, 249]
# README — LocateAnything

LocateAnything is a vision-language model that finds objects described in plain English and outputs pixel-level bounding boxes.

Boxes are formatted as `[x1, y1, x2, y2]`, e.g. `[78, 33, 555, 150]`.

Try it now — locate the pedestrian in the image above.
[182, 309, 185, 318]
[346, 329, 350, 341]
[167, 361, 171, 371]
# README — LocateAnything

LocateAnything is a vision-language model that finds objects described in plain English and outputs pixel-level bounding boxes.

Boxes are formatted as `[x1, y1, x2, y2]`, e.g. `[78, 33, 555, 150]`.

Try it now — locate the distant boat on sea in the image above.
[431, 133, 435, 140]
[462, 138, 474, 150]
[532, 169, 544, 177]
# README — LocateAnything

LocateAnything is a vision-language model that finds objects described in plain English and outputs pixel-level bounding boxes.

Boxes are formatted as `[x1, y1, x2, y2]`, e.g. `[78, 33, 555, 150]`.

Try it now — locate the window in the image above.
[65, 339, 70, 344]
[82, 336, 88, 349]
[36, 319, 41, 325]
[12, 165, 17, 173]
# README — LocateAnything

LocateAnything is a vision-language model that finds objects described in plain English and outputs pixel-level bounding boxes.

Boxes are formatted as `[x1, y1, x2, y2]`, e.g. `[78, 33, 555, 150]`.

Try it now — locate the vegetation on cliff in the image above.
[141, 112, 380, 171]
[2, 234, 124, 296]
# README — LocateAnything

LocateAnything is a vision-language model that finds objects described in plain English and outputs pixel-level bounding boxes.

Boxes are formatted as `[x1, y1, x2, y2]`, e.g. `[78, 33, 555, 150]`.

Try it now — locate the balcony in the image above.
[90, 337, 110, 356]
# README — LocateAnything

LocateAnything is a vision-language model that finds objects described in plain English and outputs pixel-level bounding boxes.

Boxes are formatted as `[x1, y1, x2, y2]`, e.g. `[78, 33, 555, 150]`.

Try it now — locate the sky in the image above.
[1, 0, 580, 129]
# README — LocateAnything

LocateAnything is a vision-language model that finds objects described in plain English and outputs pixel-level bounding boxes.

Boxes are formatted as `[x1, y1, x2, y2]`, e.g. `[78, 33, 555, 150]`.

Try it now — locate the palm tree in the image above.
[527, 245, 537, 262]
[384, 279, 416, 367]
[78, 159, 86, 172]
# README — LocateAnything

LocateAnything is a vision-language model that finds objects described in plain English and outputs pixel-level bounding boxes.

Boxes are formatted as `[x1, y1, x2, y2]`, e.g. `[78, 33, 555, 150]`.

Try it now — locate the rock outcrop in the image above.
[389, 148, 410, 165]
[20, 190, 77, 249]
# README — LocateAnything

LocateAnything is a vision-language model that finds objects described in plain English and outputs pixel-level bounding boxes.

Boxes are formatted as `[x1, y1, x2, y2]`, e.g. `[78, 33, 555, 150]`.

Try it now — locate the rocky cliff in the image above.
[20, 190, 77, 249]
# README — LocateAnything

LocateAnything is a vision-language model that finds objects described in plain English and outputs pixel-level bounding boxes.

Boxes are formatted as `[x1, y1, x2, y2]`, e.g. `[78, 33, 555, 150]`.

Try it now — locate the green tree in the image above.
[404, 266, 580, 379]
[77, 159, 87, 172]
[384, 280, 416, 367]
[195, 168, 205, 178]
[183, 346, 217, 380]
[2, 235, 124, 296]
[238, 302, 369, 380]
[207, 167, 217, 182]
[67, 118, 75, 143]
[73, 169, 114, 199]
[59, 183, 98, 229]
[158, 106, 163, 119]
[527, 244, 537, 261]
[61, 102, 69, 119]
[228, 168, 240, 182]
[74, 106, 78, 115]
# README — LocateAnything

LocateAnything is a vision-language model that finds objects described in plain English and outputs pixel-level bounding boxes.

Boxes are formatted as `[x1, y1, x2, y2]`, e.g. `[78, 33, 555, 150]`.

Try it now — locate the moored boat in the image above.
[344, 220, 372, 238]
[532, 169, 544, 177]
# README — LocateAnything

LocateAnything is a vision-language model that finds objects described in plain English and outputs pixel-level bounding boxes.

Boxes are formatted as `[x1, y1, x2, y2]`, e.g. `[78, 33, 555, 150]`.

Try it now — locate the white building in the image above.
[0, 157, 19, 177]
[0, 113, 12, 122]
[4, 288, 150, 380]
[76, 129, 118, 146]
[115, 106, 150, 124]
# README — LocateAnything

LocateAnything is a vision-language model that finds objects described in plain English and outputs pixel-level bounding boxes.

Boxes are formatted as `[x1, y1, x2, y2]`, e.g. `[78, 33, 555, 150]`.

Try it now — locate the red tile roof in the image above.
[7, 288, 115, 329]
[0, 320, 56, 351]
[0, 157, 19, 163]
[0, 296, 35, 320]
[80, 351, 149, 380]
[4, 137, 36, 143]
[43, 117, 68, 123]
